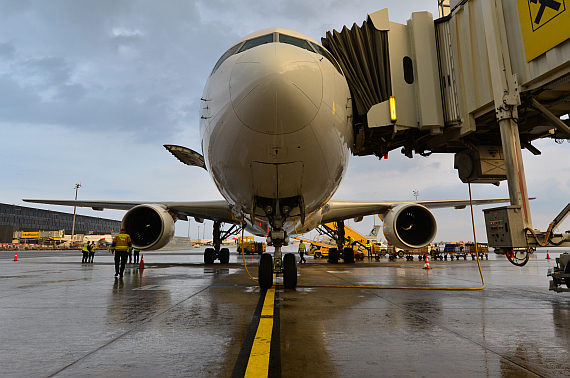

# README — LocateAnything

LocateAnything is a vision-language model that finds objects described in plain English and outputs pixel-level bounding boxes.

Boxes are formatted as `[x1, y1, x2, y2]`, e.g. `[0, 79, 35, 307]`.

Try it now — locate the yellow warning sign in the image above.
[21, 232, 39, 239]
[518, 0, 570, 61]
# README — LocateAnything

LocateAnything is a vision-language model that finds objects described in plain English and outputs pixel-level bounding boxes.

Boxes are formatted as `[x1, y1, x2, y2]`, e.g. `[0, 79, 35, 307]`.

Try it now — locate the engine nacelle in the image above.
[121, 204, 175, 250]
[383, 203, 437, 250]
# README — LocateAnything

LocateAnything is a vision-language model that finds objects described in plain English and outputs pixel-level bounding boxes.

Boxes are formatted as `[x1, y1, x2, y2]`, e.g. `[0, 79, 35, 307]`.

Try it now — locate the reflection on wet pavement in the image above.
[0, 247, 569, 377]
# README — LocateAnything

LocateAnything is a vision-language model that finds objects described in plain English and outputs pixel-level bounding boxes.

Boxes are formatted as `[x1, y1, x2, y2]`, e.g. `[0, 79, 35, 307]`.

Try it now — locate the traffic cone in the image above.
[13, 252, 18, 261]
[546, 250, 551, 259]
[423, 254, 431, 269]
[138, 255, 144, 270]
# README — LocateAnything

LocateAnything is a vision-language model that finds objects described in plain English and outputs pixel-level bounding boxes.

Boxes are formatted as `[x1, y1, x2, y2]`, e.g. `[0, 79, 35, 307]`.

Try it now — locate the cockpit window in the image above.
[211, 43, 243, 76]
[278, 34, 315, 53]
[238, 33, 274, 53]
[210, 32, 345, 77]
[310, 42, 343, 75]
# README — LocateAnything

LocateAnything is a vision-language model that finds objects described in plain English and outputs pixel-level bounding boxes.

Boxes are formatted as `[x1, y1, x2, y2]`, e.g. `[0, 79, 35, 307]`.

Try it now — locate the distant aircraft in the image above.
[25, 28, 509, 289]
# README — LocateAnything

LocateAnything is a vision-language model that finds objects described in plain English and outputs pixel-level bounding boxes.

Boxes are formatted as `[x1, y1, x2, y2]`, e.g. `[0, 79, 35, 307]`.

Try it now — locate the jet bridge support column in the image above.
[481, 0, 532, 246]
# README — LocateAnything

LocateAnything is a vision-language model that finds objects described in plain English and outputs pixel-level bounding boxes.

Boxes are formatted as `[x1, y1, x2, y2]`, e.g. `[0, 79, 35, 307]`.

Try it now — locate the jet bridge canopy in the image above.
[323, 5, 570, 160]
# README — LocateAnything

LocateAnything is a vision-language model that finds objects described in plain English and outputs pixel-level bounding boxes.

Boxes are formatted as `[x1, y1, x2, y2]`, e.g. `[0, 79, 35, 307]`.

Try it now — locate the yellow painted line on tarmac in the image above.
[244, 283, 275, 378]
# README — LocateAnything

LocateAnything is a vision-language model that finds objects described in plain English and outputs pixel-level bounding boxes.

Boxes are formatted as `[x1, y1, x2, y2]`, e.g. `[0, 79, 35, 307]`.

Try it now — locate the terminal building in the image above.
[0, 202, 121, 244]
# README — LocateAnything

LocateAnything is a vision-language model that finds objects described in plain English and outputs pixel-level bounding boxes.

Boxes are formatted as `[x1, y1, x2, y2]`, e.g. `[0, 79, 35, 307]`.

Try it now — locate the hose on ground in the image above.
[241, 183, 484, 291]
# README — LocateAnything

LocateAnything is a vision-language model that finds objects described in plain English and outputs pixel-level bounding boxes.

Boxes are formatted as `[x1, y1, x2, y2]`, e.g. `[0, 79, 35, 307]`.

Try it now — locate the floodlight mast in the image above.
[70, 183, 81, 247]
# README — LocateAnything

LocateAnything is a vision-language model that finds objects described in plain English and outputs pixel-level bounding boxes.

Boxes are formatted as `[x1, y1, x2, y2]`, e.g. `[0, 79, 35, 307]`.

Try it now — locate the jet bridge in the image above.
[323, 1, 570, 268]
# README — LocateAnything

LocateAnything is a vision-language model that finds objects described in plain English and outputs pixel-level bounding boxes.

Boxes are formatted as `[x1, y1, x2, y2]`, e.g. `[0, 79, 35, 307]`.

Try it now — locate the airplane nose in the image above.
[230, 43, 323, 134]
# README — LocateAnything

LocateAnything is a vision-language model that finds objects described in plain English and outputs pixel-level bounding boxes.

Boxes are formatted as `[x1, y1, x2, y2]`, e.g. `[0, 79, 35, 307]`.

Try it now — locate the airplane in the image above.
[24, 28, 512, 290]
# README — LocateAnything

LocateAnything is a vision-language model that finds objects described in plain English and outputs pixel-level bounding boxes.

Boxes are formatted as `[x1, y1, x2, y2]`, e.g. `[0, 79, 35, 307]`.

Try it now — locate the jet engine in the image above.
[382, 203, 437, 250]
[121, 204, 175, 250]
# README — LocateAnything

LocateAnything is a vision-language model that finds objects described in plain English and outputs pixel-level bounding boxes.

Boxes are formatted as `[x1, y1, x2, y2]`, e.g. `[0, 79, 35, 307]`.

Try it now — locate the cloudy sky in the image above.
[1, 0, 569, 243]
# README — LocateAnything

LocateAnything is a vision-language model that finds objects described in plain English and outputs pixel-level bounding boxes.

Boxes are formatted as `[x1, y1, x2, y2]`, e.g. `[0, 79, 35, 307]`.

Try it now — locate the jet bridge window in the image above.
[309, 42, 343, 75]
[211, 43, 242, 76]
[278, 34, 314, 53]
[238, 33, 274, 53]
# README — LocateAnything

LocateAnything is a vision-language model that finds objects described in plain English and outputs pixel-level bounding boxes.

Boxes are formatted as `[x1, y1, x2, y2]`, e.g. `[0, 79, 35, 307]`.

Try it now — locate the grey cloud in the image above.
[55, 83, 87, 101]
[19, 56, 72, 86]
[0, 0, 31, 17]
[0, 41, 16, 59]
[0, 74, 42, 109]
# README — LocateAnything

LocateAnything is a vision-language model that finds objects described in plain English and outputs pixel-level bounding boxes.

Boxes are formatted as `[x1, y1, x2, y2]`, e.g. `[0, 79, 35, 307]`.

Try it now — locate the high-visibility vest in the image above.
[113, 233, 132, 251]
[82, 243, 90, 252]
[299, 242, 305, 252]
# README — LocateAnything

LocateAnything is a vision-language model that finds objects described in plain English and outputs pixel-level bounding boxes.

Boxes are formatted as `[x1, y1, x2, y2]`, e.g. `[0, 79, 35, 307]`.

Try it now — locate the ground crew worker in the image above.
[81, 241, 90, 263]
[298, 241, 306, 263]
[112, 228, 132, 278]
[133, 248, 140, 264]
[365, 241, 372, 255]
[127, 246, 133, 264]
[88, 241, 96, 263]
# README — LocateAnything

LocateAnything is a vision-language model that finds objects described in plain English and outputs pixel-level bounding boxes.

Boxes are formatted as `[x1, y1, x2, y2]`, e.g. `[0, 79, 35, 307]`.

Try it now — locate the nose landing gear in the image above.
[259, 230, 298, 290]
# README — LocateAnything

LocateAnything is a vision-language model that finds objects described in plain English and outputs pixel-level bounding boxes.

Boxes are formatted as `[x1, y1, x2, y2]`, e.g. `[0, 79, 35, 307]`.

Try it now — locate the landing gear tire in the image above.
[219, 248, 230, 264]
[283, 253, 297, 289]
[259, 253, 273, 289]
[343, 248, 354, 263]
[328, 248, 339, 264]
[204, 248, 215, 264]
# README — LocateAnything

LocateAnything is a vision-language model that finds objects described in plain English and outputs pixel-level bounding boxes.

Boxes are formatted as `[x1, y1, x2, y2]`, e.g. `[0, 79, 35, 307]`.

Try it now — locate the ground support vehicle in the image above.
[464, 243, 489, 260]
[236, 236, 266, 255]
[439, 243, 489, 260]
[548, 253, 570, 292]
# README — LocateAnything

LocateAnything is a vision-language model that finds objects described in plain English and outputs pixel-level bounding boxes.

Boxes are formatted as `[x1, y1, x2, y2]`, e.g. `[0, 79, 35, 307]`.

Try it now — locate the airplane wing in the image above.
[319, 198, 516, 224]
[22, 199, 237, 223]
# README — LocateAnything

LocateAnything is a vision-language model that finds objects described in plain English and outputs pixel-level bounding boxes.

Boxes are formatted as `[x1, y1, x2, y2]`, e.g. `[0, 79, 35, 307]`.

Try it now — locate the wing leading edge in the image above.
[22, 199, 236, 223]
[319, 198, 520, 224]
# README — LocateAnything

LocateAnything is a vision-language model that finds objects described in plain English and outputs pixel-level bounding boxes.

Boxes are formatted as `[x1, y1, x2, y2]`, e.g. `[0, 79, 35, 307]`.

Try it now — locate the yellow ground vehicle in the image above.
[305, 235, 335, 258]
[237, 236, 266, 255]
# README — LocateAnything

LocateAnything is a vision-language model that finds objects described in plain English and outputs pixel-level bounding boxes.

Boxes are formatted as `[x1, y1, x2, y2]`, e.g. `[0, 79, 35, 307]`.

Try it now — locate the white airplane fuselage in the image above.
[200, 28, 353, 237]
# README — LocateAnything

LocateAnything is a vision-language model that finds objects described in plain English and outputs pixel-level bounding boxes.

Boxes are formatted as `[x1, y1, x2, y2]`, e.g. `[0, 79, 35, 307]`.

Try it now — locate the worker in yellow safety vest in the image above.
[298, 241, 306, 264]
[88, 241, 96, 263]
[82, 241, 90, 263]
[365, 241, 372, 255]
[133, 248, 140, 264]
[112, 228, 132, 278]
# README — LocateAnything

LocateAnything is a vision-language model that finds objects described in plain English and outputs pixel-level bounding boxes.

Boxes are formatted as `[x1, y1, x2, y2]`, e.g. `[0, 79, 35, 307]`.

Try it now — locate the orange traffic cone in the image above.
[138, 255, 144, 270]
[546, 250, 551, 259]
[423, 254, 431, 269]
[13, 252, 18, 261]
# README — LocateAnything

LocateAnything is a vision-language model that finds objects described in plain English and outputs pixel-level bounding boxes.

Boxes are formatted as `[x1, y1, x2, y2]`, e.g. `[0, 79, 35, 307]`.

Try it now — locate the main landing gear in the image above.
[316, 220, 355, 264]
[204, 221, 240, 264]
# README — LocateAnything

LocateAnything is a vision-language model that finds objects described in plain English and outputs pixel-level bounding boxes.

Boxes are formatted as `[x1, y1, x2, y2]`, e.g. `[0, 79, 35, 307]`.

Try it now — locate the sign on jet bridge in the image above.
[518, 0, 570, 61]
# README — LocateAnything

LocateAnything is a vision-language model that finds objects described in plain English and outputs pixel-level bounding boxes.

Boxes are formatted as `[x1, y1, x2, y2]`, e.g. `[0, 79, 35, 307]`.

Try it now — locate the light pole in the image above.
[413, 190, 419, 201]
[71, 183, 81, 247]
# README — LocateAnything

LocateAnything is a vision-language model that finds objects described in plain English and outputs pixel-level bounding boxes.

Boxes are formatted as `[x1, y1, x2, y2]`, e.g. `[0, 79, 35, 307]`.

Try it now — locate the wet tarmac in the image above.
[1, 247, 570, 377]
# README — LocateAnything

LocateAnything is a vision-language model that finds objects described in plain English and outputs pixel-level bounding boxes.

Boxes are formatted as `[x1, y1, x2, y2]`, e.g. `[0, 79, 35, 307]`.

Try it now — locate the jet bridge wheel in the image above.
[259, 253, 273, 289]
[204, 248, 215, 264]
[343, 247, 355, 263]
[328, 248, 339, 264]
[283, 253, 297, 289]
[565, 260, 570, 288]
[219, 248, 230, 264]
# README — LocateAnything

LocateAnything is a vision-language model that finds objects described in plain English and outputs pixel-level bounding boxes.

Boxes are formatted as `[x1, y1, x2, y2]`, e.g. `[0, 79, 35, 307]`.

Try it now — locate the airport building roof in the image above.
[0, 202, 121, 243]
